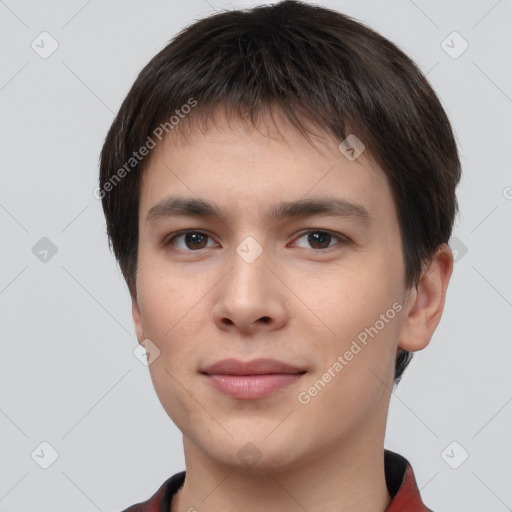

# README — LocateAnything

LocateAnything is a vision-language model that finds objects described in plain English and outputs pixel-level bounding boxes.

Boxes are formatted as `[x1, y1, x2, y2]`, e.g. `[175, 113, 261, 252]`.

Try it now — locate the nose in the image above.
[211, 244, 289, 335]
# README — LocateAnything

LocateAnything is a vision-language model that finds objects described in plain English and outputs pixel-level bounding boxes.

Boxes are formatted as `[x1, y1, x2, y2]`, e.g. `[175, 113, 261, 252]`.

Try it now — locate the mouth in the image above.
[200, 358, 307, 400]
[201, 358, 306, 376]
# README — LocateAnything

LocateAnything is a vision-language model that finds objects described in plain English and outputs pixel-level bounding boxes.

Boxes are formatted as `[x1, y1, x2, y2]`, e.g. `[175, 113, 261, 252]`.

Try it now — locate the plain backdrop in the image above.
[1, 0, 511, 511]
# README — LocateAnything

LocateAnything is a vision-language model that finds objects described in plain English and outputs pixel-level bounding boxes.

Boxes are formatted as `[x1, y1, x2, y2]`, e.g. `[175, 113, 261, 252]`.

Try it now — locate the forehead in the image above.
[139, 108, 394, 228]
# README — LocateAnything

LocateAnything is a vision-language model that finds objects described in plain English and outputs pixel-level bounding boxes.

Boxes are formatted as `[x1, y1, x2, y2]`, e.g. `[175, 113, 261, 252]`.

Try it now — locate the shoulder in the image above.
[120, 471, 186, 512]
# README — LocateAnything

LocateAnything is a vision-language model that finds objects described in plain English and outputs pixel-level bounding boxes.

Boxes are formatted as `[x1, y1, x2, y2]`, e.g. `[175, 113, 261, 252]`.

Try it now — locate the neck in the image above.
[171, 428, 391, 512]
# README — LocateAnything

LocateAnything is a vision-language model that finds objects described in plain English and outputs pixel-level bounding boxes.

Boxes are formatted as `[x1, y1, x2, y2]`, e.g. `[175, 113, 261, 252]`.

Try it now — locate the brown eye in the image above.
[183, 232, 208, 250]
[292, 230, 348, 250]
[167, 231, 216, 251]
[307, 231, 332, 249]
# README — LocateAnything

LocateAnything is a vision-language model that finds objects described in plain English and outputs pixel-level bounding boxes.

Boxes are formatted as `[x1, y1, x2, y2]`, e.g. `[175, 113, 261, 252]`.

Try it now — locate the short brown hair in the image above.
[99, 0, 461, 384]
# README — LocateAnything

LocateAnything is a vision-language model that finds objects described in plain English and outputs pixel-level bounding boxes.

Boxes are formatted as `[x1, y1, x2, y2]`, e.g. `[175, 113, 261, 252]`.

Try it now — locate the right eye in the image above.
[165, 230, 219, 251]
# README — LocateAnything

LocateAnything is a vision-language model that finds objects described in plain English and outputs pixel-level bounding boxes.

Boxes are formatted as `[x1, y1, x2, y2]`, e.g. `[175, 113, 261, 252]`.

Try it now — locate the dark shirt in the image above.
[121, 449, 433, 512]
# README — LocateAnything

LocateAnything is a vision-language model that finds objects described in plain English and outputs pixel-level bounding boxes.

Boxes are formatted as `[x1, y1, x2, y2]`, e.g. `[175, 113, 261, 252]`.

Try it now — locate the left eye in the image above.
[291, 230, 347, 250]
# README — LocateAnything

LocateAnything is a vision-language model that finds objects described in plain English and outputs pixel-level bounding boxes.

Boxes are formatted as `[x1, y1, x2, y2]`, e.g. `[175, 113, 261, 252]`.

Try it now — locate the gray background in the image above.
[1, 0, 511, 510]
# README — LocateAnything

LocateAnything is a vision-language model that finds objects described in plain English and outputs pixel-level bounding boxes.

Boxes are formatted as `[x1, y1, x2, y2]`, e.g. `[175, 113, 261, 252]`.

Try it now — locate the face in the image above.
[132, 109, 414, 472]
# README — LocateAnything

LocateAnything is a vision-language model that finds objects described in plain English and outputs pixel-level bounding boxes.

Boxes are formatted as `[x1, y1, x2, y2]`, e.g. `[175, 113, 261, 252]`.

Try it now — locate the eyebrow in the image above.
[146, 195, 372, 227]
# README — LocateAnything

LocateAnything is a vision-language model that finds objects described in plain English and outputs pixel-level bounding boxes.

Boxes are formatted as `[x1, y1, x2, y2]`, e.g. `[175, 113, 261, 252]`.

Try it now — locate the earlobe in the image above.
[397, 243, 454, 353]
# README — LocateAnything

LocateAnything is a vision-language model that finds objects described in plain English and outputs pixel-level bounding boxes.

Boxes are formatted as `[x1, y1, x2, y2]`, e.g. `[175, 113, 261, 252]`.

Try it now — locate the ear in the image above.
[397, 243, 454, 352]
[131, 293, 144, 346]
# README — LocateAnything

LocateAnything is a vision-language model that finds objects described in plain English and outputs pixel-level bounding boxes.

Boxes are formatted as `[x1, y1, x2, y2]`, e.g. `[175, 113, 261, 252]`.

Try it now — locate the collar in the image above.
[122, 449, 433, 512]
[383, 450, 433, 511]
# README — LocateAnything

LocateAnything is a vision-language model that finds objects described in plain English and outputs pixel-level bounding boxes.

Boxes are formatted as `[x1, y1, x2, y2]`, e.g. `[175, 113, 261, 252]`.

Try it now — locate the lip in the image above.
[201, 358, 305, 375]
[201, 358, 306, 400]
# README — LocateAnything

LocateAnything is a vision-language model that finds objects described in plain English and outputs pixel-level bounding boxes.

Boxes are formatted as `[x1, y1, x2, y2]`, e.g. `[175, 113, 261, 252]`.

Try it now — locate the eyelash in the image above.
[164, 229, 350, 252]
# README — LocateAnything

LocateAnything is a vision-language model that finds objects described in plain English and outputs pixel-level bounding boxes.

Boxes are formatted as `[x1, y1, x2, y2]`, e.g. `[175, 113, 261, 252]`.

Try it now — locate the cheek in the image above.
[136, 251, 202, 339]
[295, 275, 400, 433]
[136, 256, 220, 378]
[302, 259, 403, 395]
[137, 271, 208, 429]
[309, 263, 401, 337]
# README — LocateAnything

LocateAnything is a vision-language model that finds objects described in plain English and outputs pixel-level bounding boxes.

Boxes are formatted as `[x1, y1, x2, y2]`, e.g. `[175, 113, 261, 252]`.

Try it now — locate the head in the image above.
[99, 1, 460, 470]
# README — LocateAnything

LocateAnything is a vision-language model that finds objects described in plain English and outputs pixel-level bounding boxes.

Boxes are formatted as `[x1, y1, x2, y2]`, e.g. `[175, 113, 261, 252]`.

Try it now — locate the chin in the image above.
[197, 430, 306, 474]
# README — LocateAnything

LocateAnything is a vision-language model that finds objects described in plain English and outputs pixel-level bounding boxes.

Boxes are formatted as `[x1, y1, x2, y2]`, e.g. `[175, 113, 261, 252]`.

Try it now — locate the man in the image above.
[99, 2, 461, 510]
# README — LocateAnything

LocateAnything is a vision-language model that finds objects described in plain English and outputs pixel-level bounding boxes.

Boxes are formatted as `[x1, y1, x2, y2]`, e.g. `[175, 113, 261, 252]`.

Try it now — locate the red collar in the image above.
[384, 450, 433, 511]
[122, 450, 433, 512]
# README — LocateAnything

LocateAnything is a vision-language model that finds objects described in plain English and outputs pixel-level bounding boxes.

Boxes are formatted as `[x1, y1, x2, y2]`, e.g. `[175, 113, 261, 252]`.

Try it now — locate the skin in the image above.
[131, 108, 453, 512]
